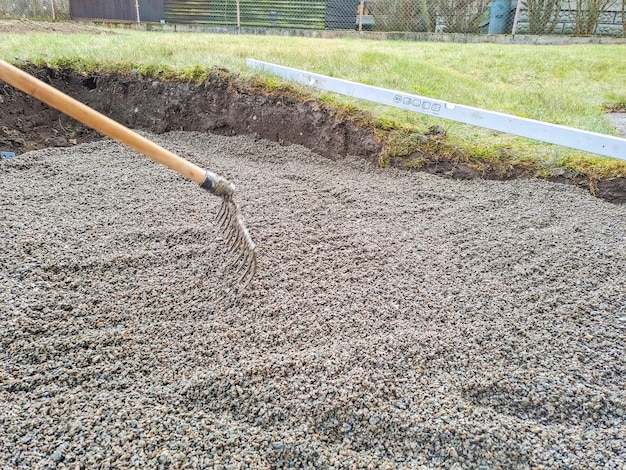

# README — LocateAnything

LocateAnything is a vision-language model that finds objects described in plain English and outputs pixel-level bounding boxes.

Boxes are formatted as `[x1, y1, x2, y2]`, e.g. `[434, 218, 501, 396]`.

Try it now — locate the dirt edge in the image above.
[1, 65, 624, 203]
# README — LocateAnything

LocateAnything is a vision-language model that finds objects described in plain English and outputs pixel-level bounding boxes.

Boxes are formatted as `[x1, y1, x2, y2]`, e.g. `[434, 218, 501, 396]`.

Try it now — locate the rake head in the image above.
[201, 171, 257, 288]
[216, 195, 257, 287]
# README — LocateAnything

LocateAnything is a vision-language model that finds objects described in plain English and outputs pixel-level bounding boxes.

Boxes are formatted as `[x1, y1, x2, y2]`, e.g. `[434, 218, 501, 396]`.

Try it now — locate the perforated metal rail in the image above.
[247, 59, 626, 161]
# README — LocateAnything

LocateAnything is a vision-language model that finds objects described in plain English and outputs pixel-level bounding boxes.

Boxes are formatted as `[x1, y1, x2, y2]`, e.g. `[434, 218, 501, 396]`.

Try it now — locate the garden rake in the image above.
[0, 59, 257, 287]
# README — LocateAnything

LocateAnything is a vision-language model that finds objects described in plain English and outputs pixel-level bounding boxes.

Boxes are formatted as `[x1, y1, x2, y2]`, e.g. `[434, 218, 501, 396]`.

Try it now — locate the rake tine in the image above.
[236, 213, 255, 247]
[218, 200, 236, 231]
[229, 223, 250, 265]
[227, 241, 243, 258]
[233, 252, 250, 278]
[228, 225, 246, 253]
[216, 201, 230, 228]
[227, 223, 244, 248]
[225, 222, 241, 248]
[229, 246, 247, 269]
[200, 173, 257, 288]
[231, 214, 256, 277]
[238, 252, 257, 289]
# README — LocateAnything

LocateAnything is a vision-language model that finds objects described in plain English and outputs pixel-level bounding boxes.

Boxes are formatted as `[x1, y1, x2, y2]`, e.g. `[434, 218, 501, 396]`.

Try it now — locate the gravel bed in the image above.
[1, 132, 625, 469]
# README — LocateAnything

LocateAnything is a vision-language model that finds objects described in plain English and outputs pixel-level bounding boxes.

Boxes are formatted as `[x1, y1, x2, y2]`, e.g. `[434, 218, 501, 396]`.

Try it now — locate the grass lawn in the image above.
[1, 27, 625, 178]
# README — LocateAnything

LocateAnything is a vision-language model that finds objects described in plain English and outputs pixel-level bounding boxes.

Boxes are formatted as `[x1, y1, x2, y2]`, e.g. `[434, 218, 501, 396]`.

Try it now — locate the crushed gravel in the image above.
[1, 132, 625, 469]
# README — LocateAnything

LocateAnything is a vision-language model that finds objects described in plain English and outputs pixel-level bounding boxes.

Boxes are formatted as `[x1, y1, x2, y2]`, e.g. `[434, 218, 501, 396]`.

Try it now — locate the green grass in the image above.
[1, 27, 626, 178]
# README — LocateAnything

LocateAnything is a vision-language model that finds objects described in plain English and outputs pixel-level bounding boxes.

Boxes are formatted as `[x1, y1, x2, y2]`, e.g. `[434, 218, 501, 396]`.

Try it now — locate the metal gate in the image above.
[70, 0, 164, 22]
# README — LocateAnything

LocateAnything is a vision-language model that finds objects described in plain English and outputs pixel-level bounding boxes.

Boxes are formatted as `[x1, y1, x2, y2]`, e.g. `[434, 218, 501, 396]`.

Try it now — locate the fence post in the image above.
[511, 0, 523, 36]
[51, 0, 56, 20]
[358, 0, 364, 32]
[135, 0, 141, 23]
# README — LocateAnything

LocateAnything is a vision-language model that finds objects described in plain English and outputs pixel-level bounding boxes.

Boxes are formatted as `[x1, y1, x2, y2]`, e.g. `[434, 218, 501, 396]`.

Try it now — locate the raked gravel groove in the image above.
[1, 132, 625, 469]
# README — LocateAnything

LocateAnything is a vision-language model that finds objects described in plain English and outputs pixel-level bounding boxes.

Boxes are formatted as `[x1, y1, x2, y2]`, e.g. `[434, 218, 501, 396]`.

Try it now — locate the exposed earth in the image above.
[1, 64, 626, 203]
[0, 19, 116, 35]
[0, 65, 380, 164]
[1, 132, 625, 468]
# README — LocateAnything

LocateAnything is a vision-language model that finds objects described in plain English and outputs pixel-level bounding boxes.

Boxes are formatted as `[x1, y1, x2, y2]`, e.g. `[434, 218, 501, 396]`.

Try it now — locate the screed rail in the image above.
[247, 59, 626, 161]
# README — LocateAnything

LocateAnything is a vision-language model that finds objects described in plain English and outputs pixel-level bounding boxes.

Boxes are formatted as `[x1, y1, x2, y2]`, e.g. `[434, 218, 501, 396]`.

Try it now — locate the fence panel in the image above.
[0, 0, 622, 35]
[164, 0, 327, 29]
[160, 0, 623, 34]
[0, 0, 70, 19]
[70, 0, 164, 22]
[70, 0, 135, 21]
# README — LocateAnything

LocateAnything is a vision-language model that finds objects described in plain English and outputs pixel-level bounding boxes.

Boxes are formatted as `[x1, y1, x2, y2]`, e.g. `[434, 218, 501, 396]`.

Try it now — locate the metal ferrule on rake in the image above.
[202, 171, 257, 287]
[200, 170, 236, 197]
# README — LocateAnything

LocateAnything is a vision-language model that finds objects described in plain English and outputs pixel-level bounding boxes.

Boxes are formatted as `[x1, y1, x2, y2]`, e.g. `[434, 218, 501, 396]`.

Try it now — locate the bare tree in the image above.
[575, 0, 611, 34]
[523, 0, 563, 34]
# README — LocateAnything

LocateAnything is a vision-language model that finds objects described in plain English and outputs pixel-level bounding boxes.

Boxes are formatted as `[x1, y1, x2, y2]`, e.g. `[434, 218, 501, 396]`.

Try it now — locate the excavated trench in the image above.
[1, 65, 625, 203]
[0, 66, 381, 163]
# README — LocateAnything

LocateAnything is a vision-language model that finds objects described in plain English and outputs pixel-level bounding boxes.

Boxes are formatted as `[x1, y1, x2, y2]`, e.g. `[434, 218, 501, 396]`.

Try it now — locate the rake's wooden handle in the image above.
[0, 59, 208, 185]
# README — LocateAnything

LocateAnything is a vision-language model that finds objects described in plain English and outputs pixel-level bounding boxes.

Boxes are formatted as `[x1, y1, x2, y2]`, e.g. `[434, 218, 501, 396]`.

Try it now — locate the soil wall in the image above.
[0, 66, 381, 162]
[1, 65, 624, 203]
